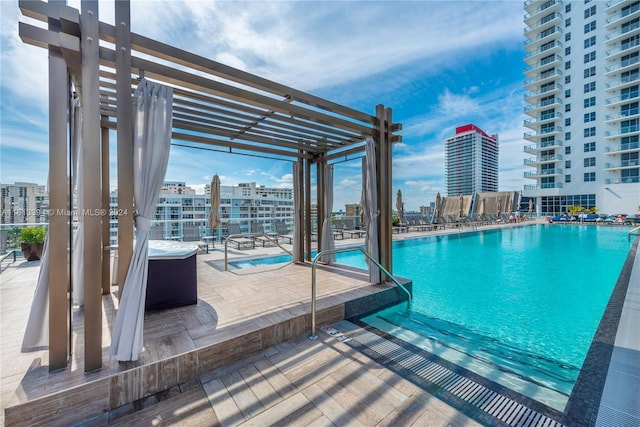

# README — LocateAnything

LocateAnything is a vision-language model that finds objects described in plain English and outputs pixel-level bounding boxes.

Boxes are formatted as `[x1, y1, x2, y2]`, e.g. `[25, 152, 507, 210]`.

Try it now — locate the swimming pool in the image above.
[356, 224, 631, 411]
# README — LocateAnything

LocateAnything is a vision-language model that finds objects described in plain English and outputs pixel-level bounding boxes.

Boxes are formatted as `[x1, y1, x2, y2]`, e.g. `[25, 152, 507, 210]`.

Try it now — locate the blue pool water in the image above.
[234, 224, 632, 410]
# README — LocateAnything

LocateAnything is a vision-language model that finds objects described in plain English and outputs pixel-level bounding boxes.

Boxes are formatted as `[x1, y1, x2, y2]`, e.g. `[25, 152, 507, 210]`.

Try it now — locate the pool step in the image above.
[326, 320, 566, 427]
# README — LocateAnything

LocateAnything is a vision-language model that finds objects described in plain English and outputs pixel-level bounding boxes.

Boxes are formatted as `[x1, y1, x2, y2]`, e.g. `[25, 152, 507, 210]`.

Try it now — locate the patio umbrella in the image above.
[434, 192, 441, 223]
[507, 196, 512, 216]
[458, 194, 464, 219]
[528, 199, 534, 215]
[208, 174, 221, 234]
[480, 197, 486, 217]
[496, 197, 502, 217]
[396, 189, 404, 224]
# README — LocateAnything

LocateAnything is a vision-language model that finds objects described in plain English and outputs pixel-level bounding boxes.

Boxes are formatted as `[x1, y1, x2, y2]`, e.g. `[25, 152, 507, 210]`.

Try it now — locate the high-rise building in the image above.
[523, 0, 640, 215]
[0, 182, 49, 224]
[445, 124, 499, 196]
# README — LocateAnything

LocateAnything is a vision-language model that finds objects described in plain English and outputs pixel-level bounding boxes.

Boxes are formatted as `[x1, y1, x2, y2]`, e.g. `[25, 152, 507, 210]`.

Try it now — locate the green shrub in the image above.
[19, 227, 46, 244]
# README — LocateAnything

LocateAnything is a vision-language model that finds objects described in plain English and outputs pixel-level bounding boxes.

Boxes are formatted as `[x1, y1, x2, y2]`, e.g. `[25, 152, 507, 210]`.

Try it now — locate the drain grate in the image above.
[323, 324, 565, 427]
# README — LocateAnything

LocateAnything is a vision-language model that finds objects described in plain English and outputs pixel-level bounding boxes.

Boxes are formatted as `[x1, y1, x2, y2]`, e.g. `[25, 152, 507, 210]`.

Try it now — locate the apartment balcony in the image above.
[524, 168, 563, 179]
[524, 26, 563, 51]
[605, 176, 640, 184]
[523, 183, 563, 193]
[523, 139, 563, 154]
[524, 69, 562, 90]
[524, 0, 561, 25]
[605, 25, 640, 45]
[524, 84, 562, 103]
[524, 154, 563, 167]
[605, 126, 640, 140]
[524, 112, 562, 130]
[604, 56, 640, 76]
[605, 0, 625, 13]
[604, 41, 640, 62]
[605, 111, 640, 124]
[524, 12, 562, 36]
[524, 40, 562, 61]
[605, 92, 640, 108]
[524, 126, 562, 141]
[523, 96, 562, 116]
[524, 55, 562, 77]
[604, 160, 640, 170]
[605, 75, 640, 92]
[605, 3, 640, 29]
[605, 141, 640, 154]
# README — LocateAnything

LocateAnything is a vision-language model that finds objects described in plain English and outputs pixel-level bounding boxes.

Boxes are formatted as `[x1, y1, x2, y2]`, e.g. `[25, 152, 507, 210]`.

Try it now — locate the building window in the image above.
[565, 61, 571, 70]
[584, 36, 596, 48]
[565, 160, 571, 168]
[565, 89, 571, 98]
[565, 146, 571, 155]
[584, 127, 596, 137]
[565, 32, 571, 42]
[565, 117, 571, 126]
[565, 103, 571, 112]
[565, 75, 571, 84]
[621, 51, 639, 68]
[584, 157, 596, 167]
[621, 68, 639, 84]
[584, 81, 596, 93]
[584, 51, 596, 64]
[621, 34, 640, 51]
[584, 5, 596, 18]
[584, 21, 596, 34]
[621, 118, 639, 133]
[584, 96, 596, 108]
[565, 46, 571, 56]
[583, 66, 596, 78]
[622, 85, 639, 100]
[565, 3, 571, 13]
[565, 18, 571, 27]
[584, 141, 596, 152]
[565, 175, 571, 183]
[584, 112, 596, 123]
[621, 102, 639, 116]
[621, 17, 639, 35]
[584, 172, 596, 182]
[565, 132, 571, 140]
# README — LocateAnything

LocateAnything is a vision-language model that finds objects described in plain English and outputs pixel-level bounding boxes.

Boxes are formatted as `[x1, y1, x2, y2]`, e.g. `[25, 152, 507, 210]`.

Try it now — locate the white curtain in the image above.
[363, 137, 380, 283]
[320, 163, 335, 263]
[71, 97, 84, 306]
[21, 98, 84, 350]
[110, 79, 173, 361]
[292, 161, 302, 262]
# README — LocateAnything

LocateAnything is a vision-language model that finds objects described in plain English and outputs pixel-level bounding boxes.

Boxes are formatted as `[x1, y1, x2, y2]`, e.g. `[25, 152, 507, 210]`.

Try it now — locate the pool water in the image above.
[356, 225, 630, 410]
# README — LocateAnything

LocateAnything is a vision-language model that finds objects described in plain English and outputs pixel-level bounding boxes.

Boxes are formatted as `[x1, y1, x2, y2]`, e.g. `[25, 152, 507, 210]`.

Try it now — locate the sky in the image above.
[1, 0, 527, 211]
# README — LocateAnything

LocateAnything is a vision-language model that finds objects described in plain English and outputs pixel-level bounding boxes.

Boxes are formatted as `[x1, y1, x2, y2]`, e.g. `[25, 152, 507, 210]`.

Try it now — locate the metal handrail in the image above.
[629, 226, 640, 242]
[309, 246, 411, 340]
[0, 250, 19, 273]
[224, 233, 293, 271]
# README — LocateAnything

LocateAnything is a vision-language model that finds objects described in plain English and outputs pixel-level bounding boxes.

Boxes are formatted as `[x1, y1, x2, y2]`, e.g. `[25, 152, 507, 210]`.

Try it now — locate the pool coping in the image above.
[561, 234, 639, 426]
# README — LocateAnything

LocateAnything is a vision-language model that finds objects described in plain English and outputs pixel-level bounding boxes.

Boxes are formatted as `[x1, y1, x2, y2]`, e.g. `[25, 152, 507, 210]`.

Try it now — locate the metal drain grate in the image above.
[323, 324, 565, 427]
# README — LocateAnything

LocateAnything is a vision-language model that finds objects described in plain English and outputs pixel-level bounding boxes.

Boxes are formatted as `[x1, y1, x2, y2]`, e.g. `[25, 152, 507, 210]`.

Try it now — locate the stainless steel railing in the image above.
[629, 226, 640, 242]
[309, 246, 411, 340]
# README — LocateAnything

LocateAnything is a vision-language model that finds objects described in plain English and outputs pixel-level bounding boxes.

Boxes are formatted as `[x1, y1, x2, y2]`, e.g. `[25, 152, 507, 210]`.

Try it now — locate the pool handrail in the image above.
[224, 233, 292, 271]
[629, 226, 640, 242]
[309, 246, 411, 340]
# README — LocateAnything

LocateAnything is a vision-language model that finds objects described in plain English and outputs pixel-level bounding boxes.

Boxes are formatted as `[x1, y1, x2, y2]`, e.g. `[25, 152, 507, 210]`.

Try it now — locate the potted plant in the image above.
[20, 226, 46, 261]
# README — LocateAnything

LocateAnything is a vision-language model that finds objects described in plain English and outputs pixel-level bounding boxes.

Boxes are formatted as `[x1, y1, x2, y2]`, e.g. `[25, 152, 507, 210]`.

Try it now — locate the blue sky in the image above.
[1, 0, 526, 211]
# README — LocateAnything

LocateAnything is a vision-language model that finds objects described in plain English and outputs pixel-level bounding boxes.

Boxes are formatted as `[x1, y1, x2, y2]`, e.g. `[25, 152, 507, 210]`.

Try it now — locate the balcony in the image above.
[524, 55, 562, 77]
[524, 168, 563, 179]
[524, 112, 562, 129]
[524, 154, 563, 166]
[605, 125, 640, 139]
[524, 126, 562, 141]
[524, 96, 562, 116]
[524, 0, 561, 25]
[524, 26, 563, 51]
[523, 183, 563, 190]
[524, 12, 562, 36]
[605, 56, 640, 76]
[605, 3, 640, 29]
[604, 160, 640, 170]
[606, 0, 625, 13]
[605, 25, 640, 45]
[605, 176, 640, 184]
[524, 40, 562, 61]
[605, 141, 640, 154]
[524, 69, 562, 90]
[605, 111, 640, 123]
[523, 139, 563, 154]
[524, 84, 562, 103]
[604, 41, 640, 62]
[605, 75, 640, 92]
[605, 92, 640, 107]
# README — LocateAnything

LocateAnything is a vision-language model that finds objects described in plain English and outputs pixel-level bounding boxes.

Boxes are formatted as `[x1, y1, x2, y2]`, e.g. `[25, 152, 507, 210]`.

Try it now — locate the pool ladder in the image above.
[309, 246, 411, 340]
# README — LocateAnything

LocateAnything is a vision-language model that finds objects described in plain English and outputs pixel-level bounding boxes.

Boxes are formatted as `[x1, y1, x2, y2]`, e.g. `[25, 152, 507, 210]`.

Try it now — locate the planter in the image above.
[21, 242, 44, 261]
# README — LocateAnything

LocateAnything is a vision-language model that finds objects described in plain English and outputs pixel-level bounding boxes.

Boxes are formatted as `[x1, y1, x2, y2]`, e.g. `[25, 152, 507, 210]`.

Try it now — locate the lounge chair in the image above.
[182, 224, 209, 254]
[343, 219, 366, 238]
[250, 222, 273, 247]
[225, 223, 255, 250]
[275, 220, 293, 244]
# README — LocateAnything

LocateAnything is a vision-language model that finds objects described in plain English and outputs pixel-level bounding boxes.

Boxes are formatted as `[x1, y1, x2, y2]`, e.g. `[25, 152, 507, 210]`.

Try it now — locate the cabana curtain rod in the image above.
[170, 142, 295, 163]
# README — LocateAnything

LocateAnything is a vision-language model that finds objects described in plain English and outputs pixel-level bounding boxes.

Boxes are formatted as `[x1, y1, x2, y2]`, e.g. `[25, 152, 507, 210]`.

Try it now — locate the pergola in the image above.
[19, 0, 401, 371]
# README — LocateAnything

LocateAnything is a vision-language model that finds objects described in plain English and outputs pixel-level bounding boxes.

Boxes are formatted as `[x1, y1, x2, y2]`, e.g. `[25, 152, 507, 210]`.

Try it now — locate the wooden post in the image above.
[115, 0, 134, 292]
[80, 0, 103, 371]
[316, 157, 325, 253]
[48, 5, 71, 372]
[376, 105, 393, 276]
[304, 156, 312, 261]
[101, 123, 110, 295]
